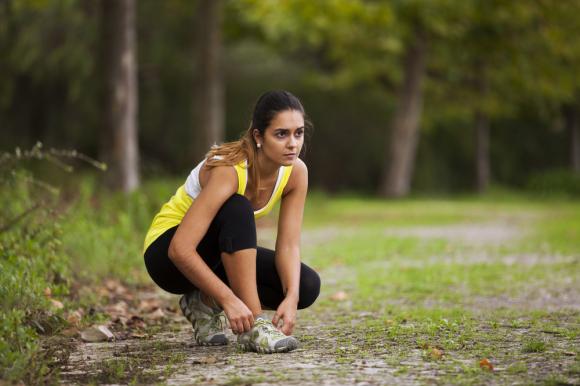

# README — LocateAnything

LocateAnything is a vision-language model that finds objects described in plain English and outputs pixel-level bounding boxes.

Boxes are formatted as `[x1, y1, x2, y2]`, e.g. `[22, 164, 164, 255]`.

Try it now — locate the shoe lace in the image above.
[210, 312, 227, 331]
[255, 318, 284, 337]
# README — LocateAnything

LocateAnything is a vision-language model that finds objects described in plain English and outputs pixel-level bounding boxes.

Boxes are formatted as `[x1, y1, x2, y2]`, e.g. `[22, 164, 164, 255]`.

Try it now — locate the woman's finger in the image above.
[272, 313, 280, 327]
[242, 318, 251, 332]
[230, 320, 240, 335]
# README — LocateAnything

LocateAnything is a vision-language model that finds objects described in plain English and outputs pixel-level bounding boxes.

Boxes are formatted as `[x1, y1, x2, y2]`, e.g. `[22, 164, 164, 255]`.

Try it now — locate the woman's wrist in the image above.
[284, 290, 299, 303]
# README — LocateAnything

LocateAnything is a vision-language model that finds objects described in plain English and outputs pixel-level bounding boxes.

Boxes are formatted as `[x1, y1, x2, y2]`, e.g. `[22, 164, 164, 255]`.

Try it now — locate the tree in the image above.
[379, 28, 427, 197]
[100, 0, 139, 193]
[192, 0, 224, 161]
[232, 0, 471, 197]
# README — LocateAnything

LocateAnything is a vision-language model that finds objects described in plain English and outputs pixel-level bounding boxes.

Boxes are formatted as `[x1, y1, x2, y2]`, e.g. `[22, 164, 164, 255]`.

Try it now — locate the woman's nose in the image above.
[287, 136, 297, 148]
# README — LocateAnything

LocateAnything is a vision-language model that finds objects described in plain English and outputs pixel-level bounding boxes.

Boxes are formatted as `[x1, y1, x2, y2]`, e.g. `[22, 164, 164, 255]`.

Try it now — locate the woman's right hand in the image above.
[221, 295, 254, 334]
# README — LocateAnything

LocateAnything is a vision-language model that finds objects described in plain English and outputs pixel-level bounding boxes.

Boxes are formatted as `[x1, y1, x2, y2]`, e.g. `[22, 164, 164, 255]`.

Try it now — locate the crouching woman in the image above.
[143, 90, 321, 353]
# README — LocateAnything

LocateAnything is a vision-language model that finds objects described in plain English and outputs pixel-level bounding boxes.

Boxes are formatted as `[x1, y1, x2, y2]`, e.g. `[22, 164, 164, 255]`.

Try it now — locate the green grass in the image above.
[2, 173, 579, 384]
[298, 192, 580, 385]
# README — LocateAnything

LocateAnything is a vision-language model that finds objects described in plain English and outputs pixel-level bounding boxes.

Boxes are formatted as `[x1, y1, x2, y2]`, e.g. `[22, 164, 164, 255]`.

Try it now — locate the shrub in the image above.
[0, 143, 102, 382]
[526, 169, 580, 197]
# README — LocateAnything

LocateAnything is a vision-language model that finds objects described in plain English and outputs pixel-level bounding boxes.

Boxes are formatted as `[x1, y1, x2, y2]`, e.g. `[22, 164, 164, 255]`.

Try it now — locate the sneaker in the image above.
[179, 290, 228, 346]
[237, 316, 299, 353]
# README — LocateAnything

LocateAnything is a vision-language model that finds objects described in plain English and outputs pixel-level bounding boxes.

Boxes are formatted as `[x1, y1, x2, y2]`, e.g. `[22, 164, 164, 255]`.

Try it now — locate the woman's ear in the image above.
[252, 129, 262, 146]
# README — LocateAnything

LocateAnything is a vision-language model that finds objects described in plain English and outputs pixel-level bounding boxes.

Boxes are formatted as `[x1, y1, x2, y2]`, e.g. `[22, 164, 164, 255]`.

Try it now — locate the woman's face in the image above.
[255, 109, 305, 167]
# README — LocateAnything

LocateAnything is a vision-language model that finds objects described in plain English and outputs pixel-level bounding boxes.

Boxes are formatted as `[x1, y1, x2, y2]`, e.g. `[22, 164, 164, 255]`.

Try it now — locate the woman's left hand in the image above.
[272, 296, 298, 336]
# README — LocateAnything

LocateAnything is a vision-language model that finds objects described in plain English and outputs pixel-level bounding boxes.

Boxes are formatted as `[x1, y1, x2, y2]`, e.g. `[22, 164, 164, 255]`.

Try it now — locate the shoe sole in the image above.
[238, 343, 297, 354]
[197, 341, 229, 346]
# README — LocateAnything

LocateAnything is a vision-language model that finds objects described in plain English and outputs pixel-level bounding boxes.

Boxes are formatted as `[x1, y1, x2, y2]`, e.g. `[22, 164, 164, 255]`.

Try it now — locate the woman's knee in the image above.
[297, 266, 321, 309]
[217, 194, 254, 221]
[215, 194, 257, 254]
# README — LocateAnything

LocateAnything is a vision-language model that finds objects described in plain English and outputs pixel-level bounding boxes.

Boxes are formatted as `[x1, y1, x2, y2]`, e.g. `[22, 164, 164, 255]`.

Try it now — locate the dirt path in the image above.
[58, 220, 580, 385]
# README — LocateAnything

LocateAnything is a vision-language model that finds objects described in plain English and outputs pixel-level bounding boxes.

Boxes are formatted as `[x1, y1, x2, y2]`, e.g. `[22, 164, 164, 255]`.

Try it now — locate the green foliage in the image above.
[521, 338, 547, 353]
[60, 176, 178, 282]
[3, 0, 580, 193]
[0, 173, 68, 381]
[526, 169, 580, 197]
[0, 144, 105, 382]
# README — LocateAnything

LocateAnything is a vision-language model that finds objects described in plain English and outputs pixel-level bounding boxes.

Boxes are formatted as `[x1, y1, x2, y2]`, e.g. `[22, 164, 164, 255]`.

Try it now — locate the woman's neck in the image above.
[255, 151, 280, 181]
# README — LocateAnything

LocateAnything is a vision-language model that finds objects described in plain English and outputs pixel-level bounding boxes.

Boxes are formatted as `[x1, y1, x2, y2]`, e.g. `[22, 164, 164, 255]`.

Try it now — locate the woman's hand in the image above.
[272, 295, 298, 335]
[221, 295, 254, 335]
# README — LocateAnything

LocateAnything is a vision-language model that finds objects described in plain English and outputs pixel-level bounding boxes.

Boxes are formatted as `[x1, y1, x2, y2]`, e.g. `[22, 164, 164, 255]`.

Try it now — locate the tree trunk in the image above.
[564, 103, 580, 173]
[472, 62, 491, 193]
[193, 0, 224, 161]
[379, 31, 427, 198]
[474, 110, 490, 192]
[101, 0, 139, 193]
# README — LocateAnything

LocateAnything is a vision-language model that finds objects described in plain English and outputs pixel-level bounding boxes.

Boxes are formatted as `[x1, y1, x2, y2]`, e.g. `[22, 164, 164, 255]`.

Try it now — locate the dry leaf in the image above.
[130, 332, 148, 339]
[105, 301, 129, 318]
[479, 358, 494, 372]
[66, 310, 82, 326]
[429, 347, 444, 360]
[127, 315, 146, 329]
[145, 308, 165, 320]
[105, 279, 128, 296]
[61, 327, 79, 337]
[138, 299, 162, 313]
[192, 355, 218, 365]
[50, 299, 64, 309]
[330, 291, 349, 301]
[80, 325, 115, 342]
[44, 287, 52, 297]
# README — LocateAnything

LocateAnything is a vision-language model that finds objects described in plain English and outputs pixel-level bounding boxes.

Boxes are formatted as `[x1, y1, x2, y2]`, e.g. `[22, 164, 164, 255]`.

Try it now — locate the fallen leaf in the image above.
[192, 355, 218, 365]
[145, 308, 165, 320]
[330, 291, 349, 301]
[50, 299, 64, 309]
[130, 332, 148, 339]
[61, 327, 79, 337]
[563, 351, 577, 357]
[127, 315, 146, 329]
[429, 347, 444, 360]
[105, 279, 128, 296]
[67, 310, 82, 326]
[112, 316, 129, 327]
[80, 325, 115, 342]
[479, 358, 494, 372]
[105, 301, 128, 317]
[44, 287, 52, 297]
[138, 299, 162, 313]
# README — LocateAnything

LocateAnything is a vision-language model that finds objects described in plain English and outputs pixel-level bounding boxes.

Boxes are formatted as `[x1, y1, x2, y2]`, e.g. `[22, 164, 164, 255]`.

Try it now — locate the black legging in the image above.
[144, 194, 320, 310]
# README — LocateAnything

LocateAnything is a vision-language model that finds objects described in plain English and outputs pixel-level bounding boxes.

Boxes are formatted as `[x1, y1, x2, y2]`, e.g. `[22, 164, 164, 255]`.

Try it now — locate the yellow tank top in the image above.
[143, 160, 293, 252]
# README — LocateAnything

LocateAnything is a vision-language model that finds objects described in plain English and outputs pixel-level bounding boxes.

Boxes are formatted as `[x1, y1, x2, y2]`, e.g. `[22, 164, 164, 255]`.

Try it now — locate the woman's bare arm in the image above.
[272, 159, 308, 334]
[168, 165, 254, 331]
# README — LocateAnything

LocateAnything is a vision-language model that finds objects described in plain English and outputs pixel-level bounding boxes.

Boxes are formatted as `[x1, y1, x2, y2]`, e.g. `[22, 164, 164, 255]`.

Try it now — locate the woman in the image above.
[143, 90, 321, 354]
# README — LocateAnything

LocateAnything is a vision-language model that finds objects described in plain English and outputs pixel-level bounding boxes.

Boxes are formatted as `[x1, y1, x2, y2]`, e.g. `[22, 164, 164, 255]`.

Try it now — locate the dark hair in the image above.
[206, 90, 312, 197]
[251, 90, 309, 134]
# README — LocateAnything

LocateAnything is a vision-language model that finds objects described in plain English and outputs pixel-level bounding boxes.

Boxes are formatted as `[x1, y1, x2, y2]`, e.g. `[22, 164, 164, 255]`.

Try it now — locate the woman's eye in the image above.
[275, 132, 286, 138]
[295, 130, 304, 137]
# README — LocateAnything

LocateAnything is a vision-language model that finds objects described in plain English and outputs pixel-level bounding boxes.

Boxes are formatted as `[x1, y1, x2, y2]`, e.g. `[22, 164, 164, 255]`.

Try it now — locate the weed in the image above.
[522, 339, 547, 353]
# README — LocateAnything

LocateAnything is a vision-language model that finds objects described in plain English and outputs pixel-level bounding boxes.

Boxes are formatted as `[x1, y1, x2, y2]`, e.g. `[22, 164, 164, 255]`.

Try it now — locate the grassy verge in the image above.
[1, 170, 578, 383]
[299, 193, 580, 385]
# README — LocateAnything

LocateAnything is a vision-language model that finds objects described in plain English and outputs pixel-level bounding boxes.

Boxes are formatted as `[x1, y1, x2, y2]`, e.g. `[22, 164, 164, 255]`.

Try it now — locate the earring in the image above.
[257, 143, 262, 149]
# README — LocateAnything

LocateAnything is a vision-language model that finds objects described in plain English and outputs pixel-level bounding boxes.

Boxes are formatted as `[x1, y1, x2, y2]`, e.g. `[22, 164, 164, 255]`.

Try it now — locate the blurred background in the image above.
[2, 2, 580, 383]
[1, 0, 580, 197]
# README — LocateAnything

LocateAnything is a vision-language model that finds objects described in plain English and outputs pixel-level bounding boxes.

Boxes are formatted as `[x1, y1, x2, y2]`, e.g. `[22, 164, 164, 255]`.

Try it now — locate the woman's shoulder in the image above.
[199, 162, 239, 192]
[288, 158, 307, 179]
[283, 158, 308, 194]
